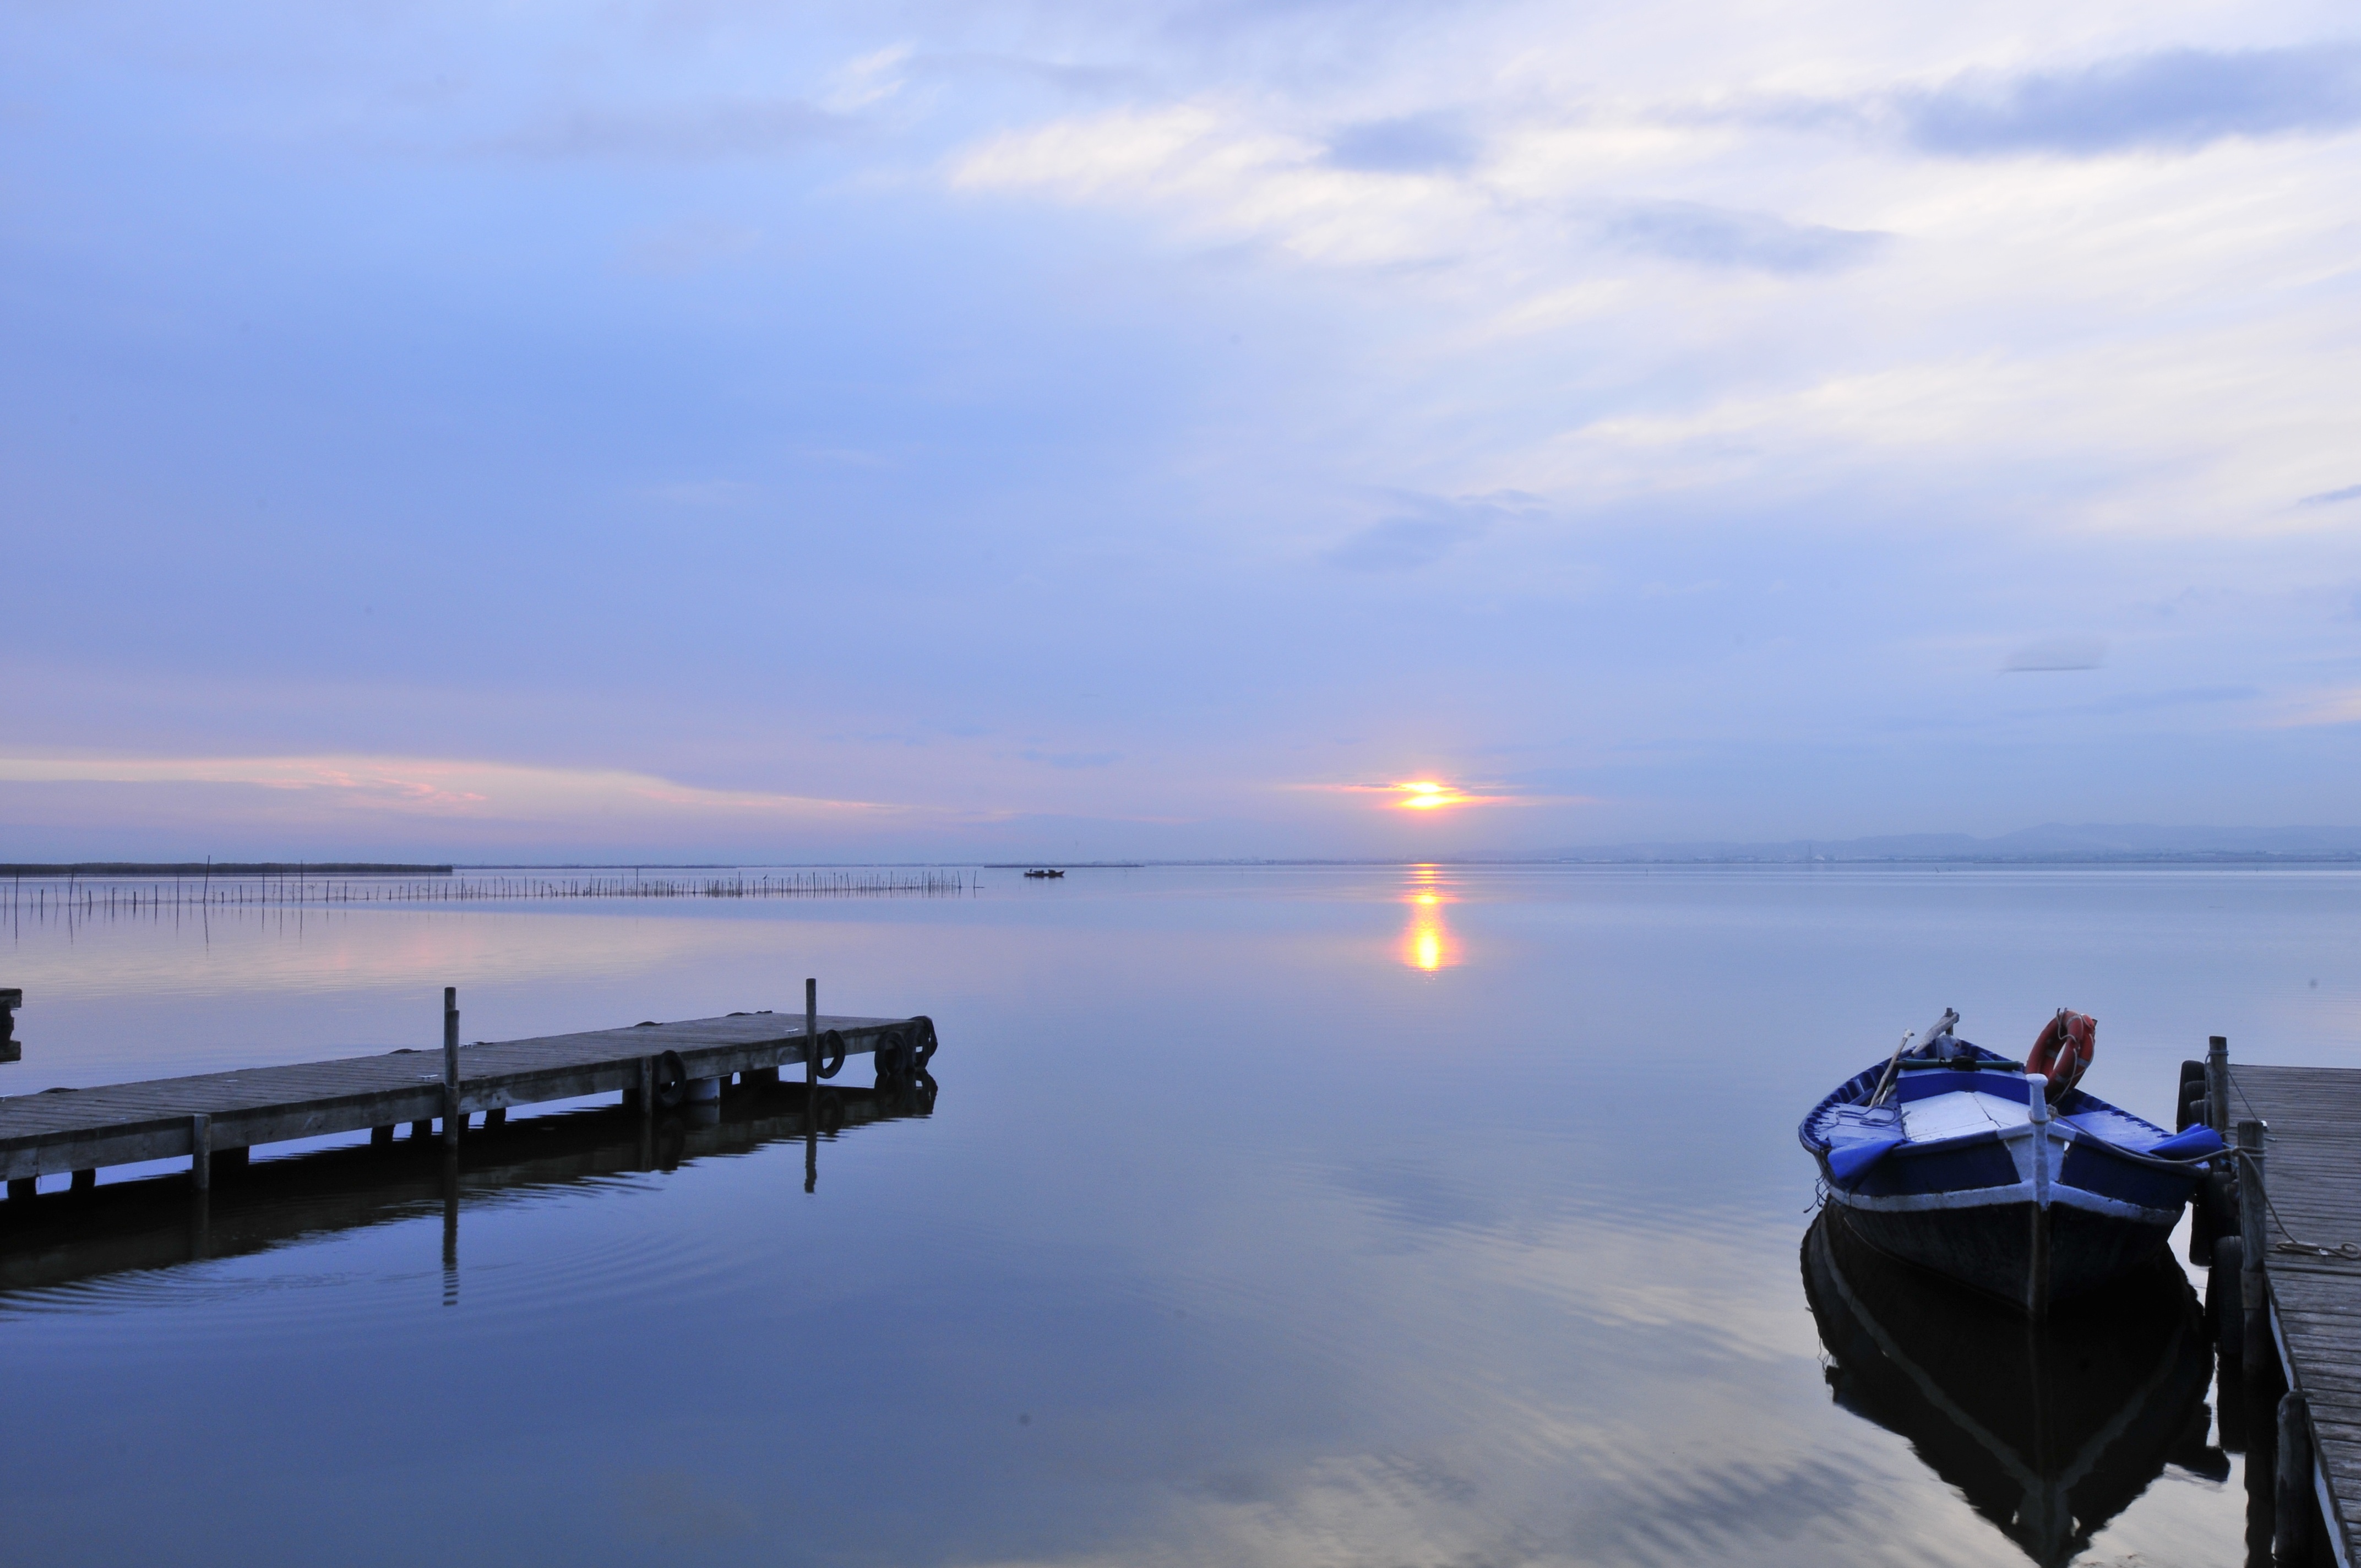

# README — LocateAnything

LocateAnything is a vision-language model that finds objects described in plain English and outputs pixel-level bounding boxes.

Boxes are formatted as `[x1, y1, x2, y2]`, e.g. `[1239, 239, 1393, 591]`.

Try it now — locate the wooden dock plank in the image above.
[2232, 1063, 2361, 1567]
[0, 1012, 928, 1179]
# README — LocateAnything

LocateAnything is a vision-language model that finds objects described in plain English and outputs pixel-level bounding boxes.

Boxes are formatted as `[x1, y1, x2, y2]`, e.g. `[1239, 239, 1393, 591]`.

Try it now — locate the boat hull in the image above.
[1832, 1192, 2177, 1315]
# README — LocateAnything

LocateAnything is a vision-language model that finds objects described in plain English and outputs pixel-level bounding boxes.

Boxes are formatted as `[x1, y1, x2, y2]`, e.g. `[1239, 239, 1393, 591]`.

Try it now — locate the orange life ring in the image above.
[2028, 1010, 2096, 1097]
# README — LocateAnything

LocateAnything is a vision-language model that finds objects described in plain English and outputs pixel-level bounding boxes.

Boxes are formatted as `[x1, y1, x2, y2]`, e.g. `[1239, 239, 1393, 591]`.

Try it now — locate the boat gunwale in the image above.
[1799, 1044, 2205, 1177]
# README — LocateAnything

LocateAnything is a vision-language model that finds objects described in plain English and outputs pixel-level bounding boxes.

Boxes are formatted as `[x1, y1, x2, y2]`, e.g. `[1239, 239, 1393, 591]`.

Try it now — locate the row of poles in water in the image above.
[5, 869, 971, 920]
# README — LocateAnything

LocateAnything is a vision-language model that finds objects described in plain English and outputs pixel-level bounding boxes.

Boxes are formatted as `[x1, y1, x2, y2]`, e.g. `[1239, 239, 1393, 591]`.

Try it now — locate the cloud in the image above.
[2270, 687, 2361, 727]
[2001, 637, 2107, 672]
[1897, 44, 2361, 156]
[1323, 491, 1542, 572]
[2300, 483, 2361, 507]
[486, 100, 842, 161]
[0, 755, 916, 821]
[620, 220, 764, 277]
[1287, 779, 1582, 810]
[1604, 202, 1885, 275]
[1324, 113, 1478, 174]
[1020, 749, 1120, 769]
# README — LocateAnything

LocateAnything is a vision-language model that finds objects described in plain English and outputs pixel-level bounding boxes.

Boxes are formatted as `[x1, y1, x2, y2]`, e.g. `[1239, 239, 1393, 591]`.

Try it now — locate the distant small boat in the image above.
[1799, 1009, 2223, 1316]
[1022, 868, 1064, 879]
[1802, 1208, 2217, 1567]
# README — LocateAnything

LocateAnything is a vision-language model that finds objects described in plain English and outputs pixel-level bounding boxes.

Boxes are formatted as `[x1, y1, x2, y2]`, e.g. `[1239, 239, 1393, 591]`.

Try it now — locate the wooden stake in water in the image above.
[805, 977, 820, 1194]
[443, 987, 461, 1148]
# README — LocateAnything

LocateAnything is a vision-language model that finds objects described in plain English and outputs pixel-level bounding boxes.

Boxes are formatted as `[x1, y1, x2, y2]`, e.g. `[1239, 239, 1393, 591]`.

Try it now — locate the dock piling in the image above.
[2238, 1118, 2270, 1381]
[443, 987, 461, 1149]
[804, 978, 820, 1193]
[2208, 1035, 2231, 1135]
[190, 1113, 211, 1193]
[2277, 1391, 2314, 1563]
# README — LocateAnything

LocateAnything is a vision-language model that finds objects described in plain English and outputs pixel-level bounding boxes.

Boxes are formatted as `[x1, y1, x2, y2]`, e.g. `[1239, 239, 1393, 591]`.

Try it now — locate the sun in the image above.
[1395, 780, 1471, 810]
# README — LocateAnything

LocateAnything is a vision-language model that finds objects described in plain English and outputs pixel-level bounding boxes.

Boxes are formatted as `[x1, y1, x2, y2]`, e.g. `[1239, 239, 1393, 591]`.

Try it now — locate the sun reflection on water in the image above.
[1397, 868, 1460, 971]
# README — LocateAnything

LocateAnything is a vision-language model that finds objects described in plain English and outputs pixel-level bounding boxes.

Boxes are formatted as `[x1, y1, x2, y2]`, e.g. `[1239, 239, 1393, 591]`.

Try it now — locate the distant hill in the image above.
[1542, 824, 2361, 864]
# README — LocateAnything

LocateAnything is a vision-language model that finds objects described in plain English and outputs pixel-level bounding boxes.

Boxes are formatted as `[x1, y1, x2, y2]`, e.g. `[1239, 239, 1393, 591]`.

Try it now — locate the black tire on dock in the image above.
[873, 1028, 909, 1087]
[2176, 1060, 2206, 1132]
[2211, 1235, 2244, 1362]
[816, 1030, 846, 1081]
[653, 1049, 687, 1109]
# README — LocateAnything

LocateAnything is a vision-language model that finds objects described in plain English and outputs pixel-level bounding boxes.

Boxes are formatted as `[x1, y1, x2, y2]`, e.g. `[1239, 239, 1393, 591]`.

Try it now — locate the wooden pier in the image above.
[2217, 1058, 2361, 1567]
[0, 1074, 934, 1293]
[0, 1001, 935, 1196]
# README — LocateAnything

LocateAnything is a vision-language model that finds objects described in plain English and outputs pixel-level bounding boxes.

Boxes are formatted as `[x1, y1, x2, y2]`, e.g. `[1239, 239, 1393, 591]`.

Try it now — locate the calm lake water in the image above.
[3, 864, 2356, 1567]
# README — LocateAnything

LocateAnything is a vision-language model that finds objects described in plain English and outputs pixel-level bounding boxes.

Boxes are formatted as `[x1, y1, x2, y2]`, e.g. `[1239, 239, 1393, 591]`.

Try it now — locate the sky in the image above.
[4, 0, 2359, 862]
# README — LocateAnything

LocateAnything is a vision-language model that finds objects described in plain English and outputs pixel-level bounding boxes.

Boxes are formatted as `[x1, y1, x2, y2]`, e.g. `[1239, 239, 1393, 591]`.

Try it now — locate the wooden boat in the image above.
[1802, 1208, 2219, 1566]
[1799, 1011, 2222, 1316]
[1022, 868, 1064, 879]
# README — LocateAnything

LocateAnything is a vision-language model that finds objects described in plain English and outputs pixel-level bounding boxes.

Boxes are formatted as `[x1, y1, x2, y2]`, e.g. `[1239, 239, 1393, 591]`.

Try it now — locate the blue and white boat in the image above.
[1800, 1011, 2223, 1317]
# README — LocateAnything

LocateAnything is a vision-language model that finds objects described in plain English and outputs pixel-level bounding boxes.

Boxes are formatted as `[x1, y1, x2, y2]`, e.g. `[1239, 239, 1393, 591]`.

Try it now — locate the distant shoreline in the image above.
[0, 863, 454, 876]
[8, 853, 2360, 877]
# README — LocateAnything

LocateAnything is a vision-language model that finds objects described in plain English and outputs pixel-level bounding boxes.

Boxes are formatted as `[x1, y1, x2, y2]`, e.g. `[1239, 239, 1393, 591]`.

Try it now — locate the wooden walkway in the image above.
[0, 1009, 934, 1190]
[2231, 1064, 2361, 1566]
[0, 1076, 932, 1292]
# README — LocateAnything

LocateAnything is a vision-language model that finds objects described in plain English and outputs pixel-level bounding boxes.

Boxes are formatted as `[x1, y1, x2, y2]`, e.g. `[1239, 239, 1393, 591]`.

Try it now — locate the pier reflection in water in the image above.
[1803, 1211, 2222, 1566]
[0, 1072, 938, 1299]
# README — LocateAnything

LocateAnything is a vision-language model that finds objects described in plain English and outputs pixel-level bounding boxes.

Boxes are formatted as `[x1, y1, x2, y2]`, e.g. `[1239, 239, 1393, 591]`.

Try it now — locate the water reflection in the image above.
[0, 1074, 938, 1298]
[1397, 867, 1461, 972]
[1802, 1211, 2221, 1566]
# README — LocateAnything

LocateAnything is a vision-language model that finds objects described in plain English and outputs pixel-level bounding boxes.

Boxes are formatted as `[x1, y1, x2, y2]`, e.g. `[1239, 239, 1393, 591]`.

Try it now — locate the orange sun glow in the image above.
[1394, 780, 1472, 810]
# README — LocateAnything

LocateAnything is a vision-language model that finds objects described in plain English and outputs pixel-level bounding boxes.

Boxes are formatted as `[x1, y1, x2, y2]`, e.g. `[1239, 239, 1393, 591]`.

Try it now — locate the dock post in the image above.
[637, 1056, 654, 1169]
[190, 1112, 211, 1193]
[804, 978, 819, 1193]
[2238, 1118, 2271, 1381]
[443, 987, 461, 1148]
[2208, 1035, 2230, 1135]
[2277, 1390, 2313, 1563]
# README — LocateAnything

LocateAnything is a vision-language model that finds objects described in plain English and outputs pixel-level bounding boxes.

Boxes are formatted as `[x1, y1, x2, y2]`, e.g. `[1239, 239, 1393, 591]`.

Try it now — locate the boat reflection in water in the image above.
[1803, 1209, 2223, 1566]
[0, 1071, 938, 1296]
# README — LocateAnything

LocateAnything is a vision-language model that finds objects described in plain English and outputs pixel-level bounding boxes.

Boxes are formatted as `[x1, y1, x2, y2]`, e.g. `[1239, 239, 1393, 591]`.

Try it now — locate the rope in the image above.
[2228, 1144, 2361, 1260]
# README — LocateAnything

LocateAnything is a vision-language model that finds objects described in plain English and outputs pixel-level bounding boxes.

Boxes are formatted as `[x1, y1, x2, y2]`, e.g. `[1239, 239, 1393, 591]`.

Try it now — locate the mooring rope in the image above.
[2223, 1144, 2361, 1260]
